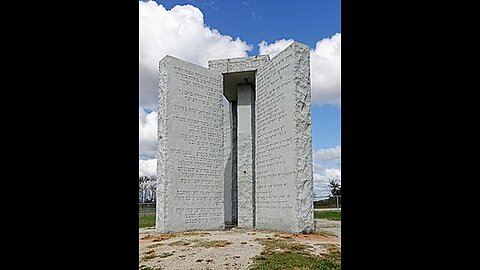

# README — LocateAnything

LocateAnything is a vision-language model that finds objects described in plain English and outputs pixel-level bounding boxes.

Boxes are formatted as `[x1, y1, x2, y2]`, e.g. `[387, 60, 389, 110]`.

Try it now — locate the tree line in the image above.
[139, 176, 156, 203]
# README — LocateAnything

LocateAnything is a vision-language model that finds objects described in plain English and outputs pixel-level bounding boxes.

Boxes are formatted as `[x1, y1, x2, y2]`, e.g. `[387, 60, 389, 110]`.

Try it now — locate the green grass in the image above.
[250, 252, 340, 270]
[250, 237, 341, 270]
[139, 214, 156, 228]
[314, 211, 341, 221]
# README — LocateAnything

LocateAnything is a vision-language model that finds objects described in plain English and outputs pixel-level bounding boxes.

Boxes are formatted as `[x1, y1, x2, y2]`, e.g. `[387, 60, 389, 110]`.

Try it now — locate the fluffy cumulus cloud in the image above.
[258, 34, 341, 106]
[139, 1, 251, 175]
[310, 33, 341, 106]
[313, 145, 341, 161]
[139, 1, 251, 110]
[139, 107, 157, 158]
[312, 145, 341, 200]
[258, 39, 294, 57]
[139, 158, 157, 177]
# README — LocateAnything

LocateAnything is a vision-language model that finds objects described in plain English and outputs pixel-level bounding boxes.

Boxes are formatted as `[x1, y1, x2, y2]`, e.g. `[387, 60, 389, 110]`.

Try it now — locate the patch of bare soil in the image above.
[275, 231, 339, 242]
[139, 226, 341, 270]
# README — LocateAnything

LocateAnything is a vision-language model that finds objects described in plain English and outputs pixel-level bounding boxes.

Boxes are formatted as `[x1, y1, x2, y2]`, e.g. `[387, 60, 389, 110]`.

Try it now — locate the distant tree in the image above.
[139, 176, 157, 203]
[329, 178, 341, 196]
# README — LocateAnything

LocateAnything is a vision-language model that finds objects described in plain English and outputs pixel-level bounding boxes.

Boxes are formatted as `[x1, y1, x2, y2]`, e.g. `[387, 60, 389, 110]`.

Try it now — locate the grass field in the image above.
[250, 237, 340, 270]
[139, 214, 155, 228]
[251, 252, 340, 270]
[314, 211, 341, 221]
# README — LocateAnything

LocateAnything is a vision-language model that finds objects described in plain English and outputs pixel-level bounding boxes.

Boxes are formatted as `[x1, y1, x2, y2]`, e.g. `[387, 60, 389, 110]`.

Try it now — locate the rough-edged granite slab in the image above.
[157, 55, 224, 232]
[254, 42, 314, 233]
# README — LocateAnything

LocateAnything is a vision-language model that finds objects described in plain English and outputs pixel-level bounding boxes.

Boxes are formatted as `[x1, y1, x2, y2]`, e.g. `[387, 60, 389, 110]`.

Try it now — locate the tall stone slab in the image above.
[222, 98, 236, 226]
[236, 84, 255, 228]
[255, 42, 314, 233]
[157, 56, 224, 232]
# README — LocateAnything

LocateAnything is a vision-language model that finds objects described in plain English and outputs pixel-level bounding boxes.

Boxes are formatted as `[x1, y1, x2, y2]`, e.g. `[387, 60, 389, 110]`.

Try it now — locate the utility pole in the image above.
[335, 195, 340, 212]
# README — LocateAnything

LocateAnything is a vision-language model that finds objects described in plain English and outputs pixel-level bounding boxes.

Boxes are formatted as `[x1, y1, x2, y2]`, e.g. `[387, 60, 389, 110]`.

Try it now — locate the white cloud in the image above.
[139, 107, 157, 158]
[313, 168, 341, 200]
[139, 158, 157, 177]
[257, 33, 341, 106]
[322, 168, 341, 182]
[258, 39, 294, 58]
[139, 1, 251, 110]
[311, 33, 341, 106]
[313, 145, 341, 161]
[313, 146, 341, 199]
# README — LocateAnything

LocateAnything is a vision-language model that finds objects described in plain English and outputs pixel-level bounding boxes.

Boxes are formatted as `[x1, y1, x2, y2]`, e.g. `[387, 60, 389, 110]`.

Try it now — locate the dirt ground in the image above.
[139, 219, 341, 270]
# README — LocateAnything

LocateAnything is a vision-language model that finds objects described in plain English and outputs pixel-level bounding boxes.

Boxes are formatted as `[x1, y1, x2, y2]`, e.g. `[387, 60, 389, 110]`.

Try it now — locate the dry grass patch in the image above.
[322, 243, 341, 263]
[273, 233, 293, 239]
[141, 249, 157, 262]
[165, 237, 228, 248]
[315, 231, 337, 237]
[139, 265, 162, 270]
[147, 243, 164, 249]
[157, 252, 174, 258]
[167, 240, 195, 246]
[272, 231, 337, 242]
[256, 237, 311, 256]
[140, 233, 177, 242]
[191, 240, 232, 248]
[287, 231, 338, 241]
[182, 231, 210, 237]
[251, 237, 341, 270]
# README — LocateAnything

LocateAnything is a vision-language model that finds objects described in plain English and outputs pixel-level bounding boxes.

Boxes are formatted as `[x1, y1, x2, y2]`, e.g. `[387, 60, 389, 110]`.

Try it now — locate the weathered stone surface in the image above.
[292, 43, 314, 233]
[236, 84, 255, 228]
[208, 55, 270, 73]
[157, 55, 224, 232]
[255, 42, 314, 233]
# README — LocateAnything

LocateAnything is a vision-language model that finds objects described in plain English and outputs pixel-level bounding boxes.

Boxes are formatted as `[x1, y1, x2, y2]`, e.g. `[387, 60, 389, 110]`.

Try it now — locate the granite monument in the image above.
[157, 42, 314, 233]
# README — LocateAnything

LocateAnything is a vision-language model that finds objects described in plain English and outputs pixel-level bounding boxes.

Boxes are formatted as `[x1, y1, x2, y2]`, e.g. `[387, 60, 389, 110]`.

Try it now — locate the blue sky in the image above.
[139, 0, 341, 198]
[158, 0, 341, 56]
[152, 0, 340, 149]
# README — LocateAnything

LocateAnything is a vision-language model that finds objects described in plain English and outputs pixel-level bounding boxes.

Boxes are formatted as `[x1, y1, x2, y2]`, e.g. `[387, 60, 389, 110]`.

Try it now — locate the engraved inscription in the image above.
[208, 55, 270, 73]
[158, 56, 224, 231]
[255, 48, 298, 230]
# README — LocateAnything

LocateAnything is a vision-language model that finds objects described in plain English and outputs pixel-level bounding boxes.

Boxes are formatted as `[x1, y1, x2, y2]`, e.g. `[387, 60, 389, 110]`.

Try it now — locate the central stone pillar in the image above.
[236, 83, 255, 228]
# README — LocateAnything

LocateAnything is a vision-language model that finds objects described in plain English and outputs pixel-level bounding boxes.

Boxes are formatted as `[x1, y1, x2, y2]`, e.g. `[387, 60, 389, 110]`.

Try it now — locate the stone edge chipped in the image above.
[157, 55, 171, 233]
[292, 42, 314, 233]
